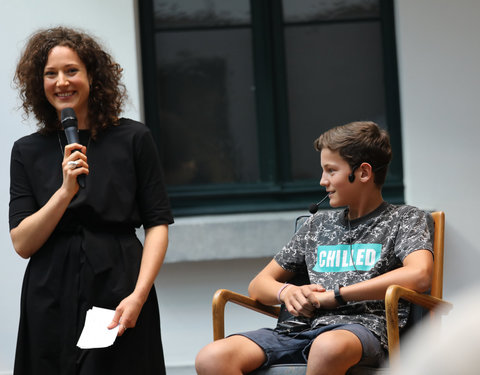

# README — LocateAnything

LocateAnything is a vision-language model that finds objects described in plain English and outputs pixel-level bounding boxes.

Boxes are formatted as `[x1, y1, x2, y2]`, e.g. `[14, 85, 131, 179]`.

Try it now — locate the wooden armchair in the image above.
[211, 211, 452, 374]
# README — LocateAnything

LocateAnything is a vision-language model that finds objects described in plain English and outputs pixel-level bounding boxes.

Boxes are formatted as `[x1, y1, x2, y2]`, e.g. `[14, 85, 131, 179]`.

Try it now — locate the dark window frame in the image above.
[138, 0, 403, 217]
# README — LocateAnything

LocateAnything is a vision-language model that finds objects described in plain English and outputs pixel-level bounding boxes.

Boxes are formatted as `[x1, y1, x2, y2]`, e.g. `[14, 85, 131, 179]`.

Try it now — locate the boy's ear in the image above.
[359, 162, 374, 182]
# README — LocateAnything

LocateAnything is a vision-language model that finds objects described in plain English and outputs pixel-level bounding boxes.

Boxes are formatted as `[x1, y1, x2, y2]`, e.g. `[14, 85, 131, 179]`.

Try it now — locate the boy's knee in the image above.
[311, 337, 345, 361]
[195, 343, 224, 374]
[309, 330, 362, 366]
[196, 336, 266, 375]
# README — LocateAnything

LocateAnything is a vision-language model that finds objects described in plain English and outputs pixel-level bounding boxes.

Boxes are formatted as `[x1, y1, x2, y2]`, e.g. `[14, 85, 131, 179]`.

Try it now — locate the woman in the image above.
[10, 26, 173, 374]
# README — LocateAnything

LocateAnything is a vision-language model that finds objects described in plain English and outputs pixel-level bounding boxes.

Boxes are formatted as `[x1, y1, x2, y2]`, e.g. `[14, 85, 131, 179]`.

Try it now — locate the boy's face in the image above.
[319, 148, 357, 208]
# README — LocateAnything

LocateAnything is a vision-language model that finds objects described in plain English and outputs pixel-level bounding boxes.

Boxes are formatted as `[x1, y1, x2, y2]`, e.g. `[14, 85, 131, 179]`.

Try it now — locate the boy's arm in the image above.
[316, 249, 434, 309]
[248, 259, 325, 317]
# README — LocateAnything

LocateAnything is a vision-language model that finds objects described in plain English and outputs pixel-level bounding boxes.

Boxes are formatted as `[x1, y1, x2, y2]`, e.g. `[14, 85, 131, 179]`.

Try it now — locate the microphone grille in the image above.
[308, 203, 318, 214]
[61, 108, 76, 123]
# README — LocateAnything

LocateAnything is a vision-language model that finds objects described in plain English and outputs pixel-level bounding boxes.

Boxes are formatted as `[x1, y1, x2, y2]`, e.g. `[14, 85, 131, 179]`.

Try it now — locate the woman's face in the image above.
[43, 45, 90, 124]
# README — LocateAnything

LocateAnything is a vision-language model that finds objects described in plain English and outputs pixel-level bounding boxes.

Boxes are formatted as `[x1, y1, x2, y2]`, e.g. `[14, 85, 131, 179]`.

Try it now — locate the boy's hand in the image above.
[315, 290, 339, 310]
[281, 284, 325, 318]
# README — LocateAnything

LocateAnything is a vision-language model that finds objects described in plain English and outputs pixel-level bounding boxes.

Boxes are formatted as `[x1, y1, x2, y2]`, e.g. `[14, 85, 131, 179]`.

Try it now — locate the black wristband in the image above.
[334, 284, 347, 306]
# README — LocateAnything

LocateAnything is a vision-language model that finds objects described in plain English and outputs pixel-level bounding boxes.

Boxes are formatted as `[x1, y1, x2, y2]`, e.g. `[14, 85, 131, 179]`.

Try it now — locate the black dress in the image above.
[9, 119, 174, 375]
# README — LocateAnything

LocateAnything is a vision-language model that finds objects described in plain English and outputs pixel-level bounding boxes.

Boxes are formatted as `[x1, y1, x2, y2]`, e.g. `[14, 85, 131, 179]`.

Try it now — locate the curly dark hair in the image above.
[14, 26, 127, 138]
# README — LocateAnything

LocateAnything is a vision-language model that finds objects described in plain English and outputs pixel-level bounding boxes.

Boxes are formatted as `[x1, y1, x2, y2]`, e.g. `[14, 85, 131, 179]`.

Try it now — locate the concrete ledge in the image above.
[162, 210, 307, 263]
[165, 365, 195, 375]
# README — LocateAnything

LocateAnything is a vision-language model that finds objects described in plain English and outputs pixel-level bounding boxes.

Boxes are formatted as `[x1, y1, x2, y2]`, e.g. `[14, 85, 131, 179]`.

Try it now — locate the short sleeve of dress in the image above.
[9, 140, 39, 230]
[133, 126, 174, 228]
[394, 207, 434, 261]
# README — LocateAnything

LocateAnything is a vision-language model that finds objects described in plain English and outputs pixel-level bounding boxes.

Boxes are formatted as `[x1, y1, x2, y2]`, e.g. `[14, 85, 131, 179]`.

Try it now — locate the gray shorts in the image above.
[236, 323, 385, 369]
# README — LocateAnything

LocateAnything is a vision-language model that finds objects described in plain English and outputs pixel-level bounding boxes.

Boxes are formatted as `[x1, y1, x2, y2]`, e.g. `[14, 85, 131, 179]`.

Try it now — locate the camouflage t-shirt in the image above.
[274, 202, 434, 349]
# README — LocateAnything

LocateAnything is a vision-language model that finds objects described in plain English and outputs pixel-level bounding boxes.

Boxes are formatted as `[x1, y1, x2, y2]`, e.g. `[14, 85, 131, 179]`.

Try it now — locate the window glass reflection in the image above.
[284, 22, 386, 180]
[155, 29, 259, 185]
[282, 0, 379, 23]
[154, 0, 250, 28]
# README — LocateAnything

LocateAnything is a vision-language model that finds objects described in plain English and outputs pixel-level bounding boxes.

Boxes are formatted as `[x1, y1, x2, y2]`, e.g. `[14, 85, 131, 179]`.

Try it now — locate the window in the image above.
[138, 0, 403, 216]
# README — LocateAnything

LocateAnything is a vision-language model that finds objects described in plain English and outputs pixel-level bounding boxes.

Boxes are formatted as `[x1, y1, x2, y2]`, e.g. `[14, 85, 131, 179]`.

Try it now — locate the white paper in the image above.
[77, 306, 119, 349]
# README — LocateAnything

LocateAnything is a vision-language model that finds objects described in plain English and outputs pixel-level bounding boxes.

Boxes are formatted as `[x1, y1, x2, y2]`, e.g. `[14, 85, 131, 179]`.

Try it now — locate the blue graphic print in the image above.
[313, 244, 382, 272]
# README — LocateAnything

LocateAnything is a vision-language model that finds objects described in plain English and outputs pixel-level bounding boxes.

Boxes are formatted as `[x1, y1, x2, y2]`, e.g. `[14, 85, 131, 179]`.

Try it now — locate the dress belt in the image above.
[55, 223, 137, 274]
[55, 223, 136, 235]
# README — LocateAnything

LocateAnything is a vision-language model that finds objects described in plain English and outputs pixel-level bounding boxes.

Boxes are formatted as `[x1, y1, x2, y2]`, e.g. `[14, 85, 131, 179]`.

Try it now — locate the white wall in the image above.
[1, 0, 480, 374]
[395, 0, 480, 294]
[0, 0, 141, 372]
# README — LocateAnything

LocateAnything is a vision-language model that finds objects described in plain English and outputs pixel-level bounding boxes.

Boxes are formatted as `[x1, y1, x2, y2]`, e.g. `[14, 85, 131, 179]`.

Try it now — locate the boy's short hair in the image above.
[314, 121, 392, 187]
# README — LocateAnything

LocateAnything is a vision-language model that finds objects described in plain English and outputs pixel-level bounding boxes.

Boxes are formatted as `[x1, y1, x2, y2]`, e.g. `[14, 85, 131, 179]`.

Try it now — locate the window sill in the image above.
[138, 210, 307, 263]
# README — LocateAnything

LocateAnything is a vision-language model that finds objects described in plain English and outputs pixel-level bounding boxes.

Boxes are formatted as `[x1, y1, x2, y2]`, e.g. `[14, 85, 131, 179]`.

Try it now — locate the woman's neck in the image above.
[76, 111, 89, 130]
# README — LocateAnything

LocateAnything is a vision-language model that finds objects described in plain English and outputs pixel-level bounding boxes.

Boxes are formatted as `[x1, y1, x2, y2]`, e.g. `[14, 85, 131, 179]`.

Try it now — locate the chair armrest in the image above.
[212, 289, 281, 341]
[385, 284, 453, 362]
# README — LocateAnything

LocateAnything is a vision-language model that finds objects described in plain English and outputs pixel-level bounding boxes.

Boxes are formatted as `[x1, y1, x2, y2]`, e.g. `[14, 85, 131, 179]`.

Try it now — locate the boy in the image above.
[195, 121, 434, 375]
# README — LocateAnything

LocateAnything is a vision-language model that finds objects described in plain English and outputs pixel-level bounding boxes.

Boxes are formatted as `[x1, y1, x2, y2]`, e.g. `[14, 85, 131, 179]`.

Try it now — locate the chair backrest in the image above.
[403, 211, 446, 331]
[430, 211, 445, 299]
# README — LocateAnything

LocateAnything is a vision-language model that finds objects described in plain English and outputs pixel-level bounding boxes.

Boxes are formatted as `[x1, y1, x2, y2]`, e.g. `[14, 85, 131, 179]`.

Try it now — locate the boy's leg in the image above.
[306, 330, 362, 375]
[195, 335, 266, 375]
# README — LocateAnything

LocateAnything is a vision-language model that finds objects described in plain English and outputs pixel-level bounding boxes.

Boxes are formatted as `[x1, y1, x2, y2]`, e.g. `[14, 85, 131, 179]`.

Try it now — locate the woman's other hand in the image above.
[108, 293, 145, 337]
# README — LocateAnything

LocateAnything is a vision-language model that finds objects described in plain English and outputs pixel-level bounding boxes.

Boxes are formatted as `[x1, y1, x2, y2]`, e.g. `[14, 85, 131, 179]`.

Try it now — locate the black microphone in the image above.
[61, 108, 86, 188]
[308, 203, 319, 214]
[308, 193, 330, 214]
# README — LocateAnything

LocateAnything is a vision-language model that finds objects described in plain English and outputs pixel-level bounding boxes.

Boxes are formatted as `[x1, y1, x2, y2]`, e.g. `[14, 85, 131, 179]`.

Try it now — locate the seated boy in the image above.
[195, 121, 434, 375]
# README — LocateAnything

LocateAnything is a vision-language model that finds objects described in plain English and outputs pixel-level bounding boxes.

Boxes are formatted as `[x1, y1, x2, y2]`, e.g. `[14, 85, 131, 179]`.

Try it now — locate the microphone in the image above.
[61, 108, 86, 189]
[308, 193, 330, 214]
[295, 192, 330, 231]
